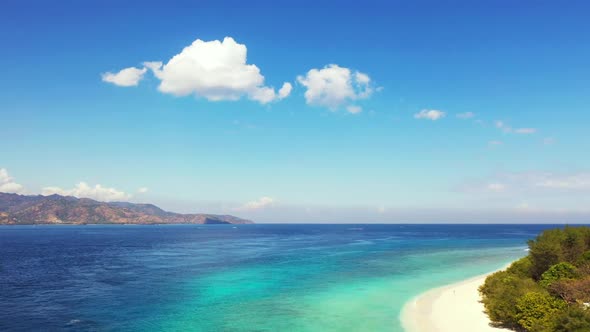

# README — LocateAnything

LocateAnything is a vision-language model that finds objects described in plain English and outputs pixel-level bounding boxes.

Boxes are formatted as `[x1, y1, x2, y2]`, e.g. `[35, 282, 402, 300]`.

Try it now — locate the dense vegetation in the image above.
[480, 226, 590, 332]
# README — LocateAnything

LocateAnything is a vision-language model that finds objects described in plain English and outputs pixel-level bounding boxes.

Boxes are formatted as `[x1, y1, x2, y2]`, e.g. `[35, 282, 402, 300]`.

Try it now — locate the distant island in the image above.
[0, 192, 253, 225]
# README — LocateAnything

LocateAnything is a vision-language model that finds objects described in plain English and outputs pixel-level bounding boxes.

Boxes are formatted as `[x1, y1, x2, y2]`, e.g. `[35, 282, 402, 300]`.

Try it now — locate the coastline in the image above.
[400, 263, 513, 332]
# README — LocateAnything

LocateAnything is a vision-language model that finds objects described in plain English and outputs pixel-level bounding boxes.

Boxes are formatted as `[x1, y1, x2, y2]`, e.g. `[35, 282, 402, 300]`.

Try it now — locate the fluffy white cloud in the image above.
[0, 168, 24, 193]
[297, 64, 373, 110]
[414, 109, 446, 120]
[42, 182, 132, 202]
[495, 121, 537, 134]
[139, 37, 291, 104]
[137, 187, 149, 194]
[101, 67, 147, 87]
[239, 196, 275, 210]
[456, 112, 475, 119]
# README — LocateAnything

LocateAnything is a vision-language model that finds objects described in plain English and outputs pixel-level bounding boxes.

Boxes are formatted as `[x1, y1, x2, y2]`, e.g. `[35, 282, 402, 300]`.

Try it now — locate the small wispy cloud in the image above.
[514, 128, 537, 134]
[535, 173, 590, 190]
[346, 105, 363, 114]
[102, 66, 147, 87]
[495, 120, 537, 135]
[414, 109, 446, 120]
[464, 171, 590, 196]
[238, 196, 275, 211]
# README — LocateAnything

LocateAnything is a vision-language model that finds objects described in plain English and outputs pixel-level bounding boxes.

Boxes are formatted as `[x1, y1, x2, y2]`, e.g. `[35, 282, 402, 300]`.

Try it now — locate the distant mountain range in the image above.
[0, 192, 253, 225]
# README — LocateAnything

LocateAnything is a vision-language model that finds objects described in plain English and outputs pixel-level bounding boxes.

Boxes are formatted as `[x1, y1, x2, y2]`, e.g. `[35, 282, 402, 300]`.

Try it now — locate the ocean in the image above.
[0, 224, 559, 331]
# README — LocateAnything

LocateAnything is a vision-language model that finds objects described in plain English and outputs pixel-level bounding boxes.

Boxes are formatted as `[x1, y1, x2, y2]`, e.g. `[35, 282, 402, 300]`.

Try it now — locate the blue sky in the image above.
[1, 0, 590, 222]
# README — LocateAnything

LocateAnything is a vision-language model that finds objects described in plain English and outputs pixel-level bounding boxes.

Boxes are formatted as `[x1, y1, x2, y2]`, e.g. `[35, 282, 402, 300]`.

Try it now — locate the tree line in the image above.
[480, 226, 590, 332]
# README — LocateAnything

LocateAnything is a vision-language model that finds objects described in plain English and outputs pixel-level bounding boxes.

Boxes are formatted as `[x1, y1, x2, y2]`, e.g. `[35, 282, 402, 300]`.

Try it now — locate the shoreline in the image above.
[400, 263, 513, 332]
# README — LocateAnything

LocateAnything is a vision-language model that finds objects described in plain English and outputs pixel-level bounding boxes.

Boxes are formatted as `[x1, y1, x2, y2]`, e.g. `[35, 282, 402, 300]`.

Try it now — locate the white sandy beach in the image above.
[400, 267, 512, 332]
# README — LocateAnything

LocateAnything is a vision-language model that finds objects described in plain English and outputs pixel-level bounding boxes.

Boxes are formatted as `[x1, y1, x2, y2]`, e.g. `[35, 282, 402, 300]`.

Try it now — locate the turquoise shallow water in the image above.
[0, 224, 555, 331]
[155, 244, 524, 331]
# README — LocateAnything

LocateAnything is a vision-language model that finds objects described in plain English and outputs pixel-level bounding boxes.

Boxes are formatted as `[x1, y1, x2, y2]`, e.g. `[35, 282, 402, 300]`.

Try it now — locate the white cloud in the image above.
[42, 182, 132, 202]
[239, 196, 275, 210]
[297, 64, 373, 110]
[101, 66, 147, 87]
[457, 171, 590, 213]
[514, 128, 537, 134]
[466, 171, 590, 196]
[0, 168, 24, 193]
[414, 109, 446, 120]
[137, 187, 149, 194]
[355, 71, 370, 85]
[543, 137, 556, 145]
[535, 173, 590, 190]
[138, 37, 290, 104]
[346, 105, 362, 114]
[278, 82, 293, 99]
[495, 120, 537, 134]
[456, 112, 475, 119]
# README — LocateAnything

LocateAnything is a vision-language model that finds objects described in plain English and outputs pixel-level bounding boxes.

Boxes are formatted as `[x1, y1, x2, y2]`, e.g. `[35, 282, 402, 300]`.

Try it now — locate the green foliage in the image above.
[552, 305, 590, 332]
[539, 262, 577, 288]
[515, 292, 566, 331]
[481, 226, 590, 332]
[528, 230, 565, 280]
[528, 227, 590, 279]
[479, 271, 541, 328]
[562, 227, 588, 264]
[506, 256, 533, 278]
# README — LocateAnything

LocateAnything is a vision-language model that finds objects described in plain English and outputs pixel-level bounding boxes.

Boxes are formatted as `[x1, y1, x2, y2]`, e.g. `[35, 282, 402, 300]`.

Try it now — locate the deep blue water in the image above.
[0, 224, 564, 331]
